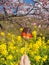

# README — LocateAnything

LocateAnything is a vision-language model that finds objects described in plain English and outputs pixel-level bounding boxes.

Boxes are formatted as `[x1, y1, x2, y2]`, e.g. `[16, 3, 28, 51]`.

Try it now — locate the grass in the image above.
[0, 16, 49, 39]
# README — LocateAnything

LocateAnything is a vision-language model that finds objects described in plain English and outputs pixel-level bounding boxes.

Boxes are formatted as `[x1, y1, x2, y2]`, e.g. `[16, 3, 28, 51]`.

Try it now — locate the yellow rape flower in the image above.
[36, 37, 42, 47]
[34, 55, 41, 62]
[2, 50, 8, 56]
[1, 58, 5, 60]
[8, 44, 14, 50]
[1, 58, 7, 64]
[43, 45, 47, 49]
[16, 36, 22, 41]
[7, 33, 11, 38]
[33, 44, 39, 48]
[4, 61, 7, 64]
[15, 63, 18, 65]
[20, 28, 23, 31]
[40, 33, 43, 36]
[42, 37, 45, 40]
[7, 33, 11, 36]
[10, 62, 14, 65]
[32, 44, 39, 53]
[30, 51, 34, 56]
[0, 32, 5, 36]
[20, 47, 25, 54]
[14, 62, 18, 65]
[42, 55, 48, 62]
[47, 40, 49, 43]
[16, 49, 18, 53]
[32, 31, 36, 38]
[11, 39, 15, 43]
[29, 43, 33, 48]
[0, 44, 6, 50]
[11, 34, 15, 38]
[7, 55, 13, 60]
[36, 41, 42, 47]
[0, 44, 8, 56]
[47, 40, 49, 46]
[11, 62, 18, 65]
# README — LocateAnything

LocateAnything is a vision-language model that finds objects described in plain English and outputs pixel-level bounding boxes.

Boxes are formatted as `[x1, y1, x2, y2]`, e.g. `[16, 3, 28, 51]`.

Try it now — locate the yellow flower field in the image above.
[0, 31, 49, 65]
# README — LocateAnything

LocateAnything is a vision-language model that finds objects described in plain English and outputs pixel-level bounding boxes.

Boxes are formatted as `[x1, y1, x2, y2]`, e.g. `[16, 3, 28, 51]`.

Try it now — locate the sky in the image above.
[24, 0, 32, 3]
[24, 0, 35, 5]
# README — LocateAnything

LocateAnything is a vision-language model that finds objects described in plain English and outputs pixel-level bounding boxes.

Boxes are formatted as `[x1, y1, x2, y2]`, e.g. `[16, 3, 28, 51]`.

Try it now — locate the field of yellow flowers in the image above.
[0, 30, 49, 65]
